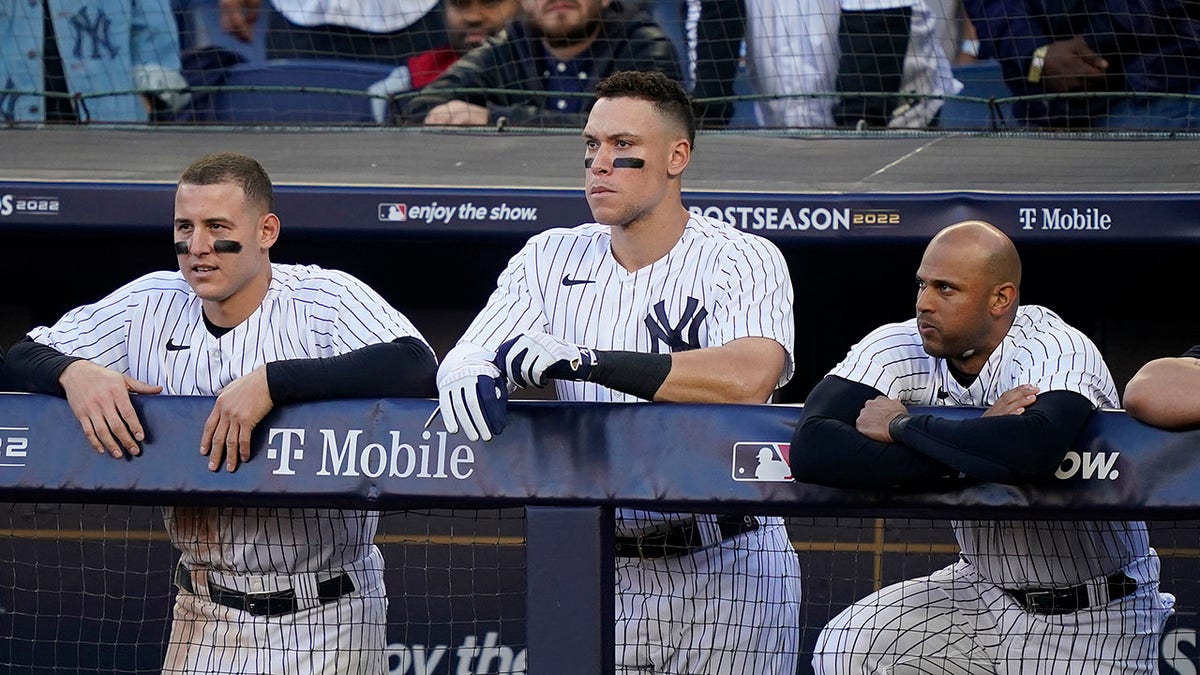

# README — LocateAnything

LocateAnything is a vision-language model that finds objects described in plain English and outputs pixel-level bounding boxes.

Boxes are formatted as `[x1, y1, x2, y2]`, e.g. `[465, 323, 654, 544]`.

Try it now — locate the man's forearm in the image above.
[890, 390, 1095, 483]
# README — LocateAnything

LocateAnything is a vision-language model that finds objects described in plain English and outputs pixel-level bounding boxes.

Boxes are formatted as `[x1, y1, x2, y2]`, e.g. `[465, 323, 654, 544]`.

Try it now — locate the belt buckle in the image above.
[244, 593, 271, 615]
[1022, 590, 1056, 614]
[1023, 589, 1077, 615]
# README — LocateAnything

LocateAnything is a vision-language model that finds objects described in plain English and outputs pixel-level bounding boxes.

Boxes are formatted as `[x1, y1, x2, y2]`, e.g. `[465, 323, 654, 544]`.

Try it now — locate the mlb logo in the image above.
[731, 442, 793, 482]
[379, 203, 407, 222]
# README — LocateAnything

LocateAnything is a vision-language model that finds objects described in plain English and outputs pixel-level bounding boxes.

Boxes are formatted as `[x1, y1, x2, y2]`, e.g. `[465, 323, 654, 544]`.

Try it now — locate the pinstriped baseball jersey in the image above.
[460, 214, 794, 534]
[28, 262, 429, 575]
[830, 304, 1150, 587]
[462, 215, 794, 387]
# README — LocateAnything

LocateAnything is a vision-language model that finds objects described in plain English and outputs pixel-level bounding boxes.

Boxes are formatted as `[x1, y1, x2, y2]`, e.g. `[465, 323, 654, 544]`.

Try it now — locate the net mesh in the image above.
[4, 0, 1198, 131]
[2, 508, 1195, 674]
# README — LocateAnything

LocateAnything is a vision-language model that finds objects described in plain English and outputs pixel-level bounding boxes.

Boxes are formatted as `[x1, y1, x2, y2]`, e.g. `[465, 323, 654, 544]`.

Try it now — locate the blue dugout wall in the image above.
[1, 394, 1199, 674]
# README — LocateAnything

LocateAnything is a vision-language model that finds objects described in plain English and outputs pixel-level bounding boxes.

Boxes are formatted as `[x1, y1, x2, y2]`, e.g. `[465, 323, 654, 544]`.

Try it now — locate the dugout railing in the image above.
[2, 394, 1199, 674]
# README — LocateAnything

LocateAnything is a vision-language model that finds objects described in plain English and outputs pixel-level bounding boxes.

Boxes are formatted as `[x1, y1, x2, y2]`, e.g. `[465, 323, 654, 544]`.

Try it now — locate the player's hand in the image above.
[856, 396, 909, 443]
[494, 332, 597, 389]
[1042, 36, 1109, 93]
[201, 366, 273, 472]
[982, 384, 1039, 417]
[218, 0, 260, 42]
[436, 344, 509, 442]
[59, 360, 162, 459]
[423, 100, 491, 126]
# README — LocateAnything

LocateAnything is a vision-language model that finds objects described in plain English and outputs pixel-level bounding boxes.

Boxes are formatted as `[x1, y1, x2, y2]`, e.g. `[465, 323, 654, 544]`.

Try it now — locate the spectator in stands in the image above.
[789, 220, 1173, 674]
[219, 0, 445, 64]
[2, 0, 189, 123]
[400, 0, 680, 127]
[367, 0, 522, 122]
[1124, 349, 1200, 428]
[689, 0, 960, 128]
[964, 0, 1200, 129]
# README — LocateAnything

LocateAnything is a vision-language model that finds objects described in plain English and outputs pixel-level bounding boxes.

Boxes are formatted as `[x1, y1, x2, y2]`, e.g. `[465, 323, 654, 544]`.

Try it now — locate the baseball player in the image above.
[790, 221, 1174, 674]
[0, 152, 438, 674]
[433, 70, 802, 673]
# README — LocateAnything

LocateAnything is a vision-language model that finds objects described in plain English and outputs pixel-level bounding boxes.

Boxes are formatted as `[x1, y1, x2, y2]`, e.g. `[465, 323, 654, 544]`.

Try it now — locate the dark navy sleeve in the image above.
[789, 375, 962, 488]
[265, 337, 438, 404]
[891, 390, 1095, 484]
[0, 337, 82, 395]
[1182, 344, 1200, 359]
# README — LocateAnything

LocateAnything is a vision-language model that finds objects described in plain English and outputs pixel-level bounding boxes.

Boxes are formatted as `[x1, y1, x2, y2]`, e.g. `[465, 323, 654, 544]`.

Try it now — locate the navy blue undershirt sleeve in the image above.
[265, 337, 438, 404]
[891, 390, 1096, 484]
[789, 375, 962, 488]
[0, 337, 82, 395]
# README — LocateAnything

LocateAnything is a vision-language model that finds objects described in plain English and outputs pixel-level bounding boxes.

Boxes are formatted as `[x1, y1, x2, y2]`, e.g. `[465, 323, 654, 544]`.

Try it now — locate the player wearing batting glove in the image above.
[434, 72, 802, 674]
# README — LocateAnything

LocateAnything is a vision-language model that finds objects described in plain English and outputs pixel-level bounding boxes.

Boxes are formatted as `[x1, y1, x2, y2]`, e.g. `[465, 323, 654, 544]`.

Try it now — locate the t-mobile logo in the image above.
[266, 428, 305, 475]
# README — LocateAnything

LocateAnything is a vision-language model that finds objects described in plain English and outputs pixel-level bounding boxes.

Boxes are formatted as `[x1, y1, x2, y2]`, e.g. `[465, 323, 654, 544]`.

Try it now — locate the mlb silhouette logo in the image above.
[731, 442, 793, 482]
[379, 203, 407, 222]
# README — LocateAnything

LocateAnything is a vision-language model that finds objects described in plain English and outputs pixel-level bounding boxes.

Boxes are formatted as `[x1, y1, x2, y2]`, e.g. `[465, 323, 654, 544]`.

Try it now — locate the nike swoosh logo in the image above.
[561, 274, 595, 287]
[165, 339, 190, 351]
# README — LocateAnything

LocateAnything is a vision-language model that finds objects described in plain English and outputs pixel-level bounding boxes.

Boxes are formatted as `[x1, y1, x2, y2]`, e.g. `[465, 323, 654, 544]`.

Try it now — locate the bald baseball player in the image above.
[790, 220, 1174, 674]
[0, 152, 437, 674]
[434, 70, 802, 673]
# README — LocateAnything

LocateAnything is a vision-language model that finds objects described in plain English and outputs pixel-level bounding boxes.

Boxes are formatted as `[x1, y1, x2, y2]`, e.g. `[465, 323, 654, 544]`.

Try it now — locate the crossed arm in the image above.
[789, 375, 1096, 488]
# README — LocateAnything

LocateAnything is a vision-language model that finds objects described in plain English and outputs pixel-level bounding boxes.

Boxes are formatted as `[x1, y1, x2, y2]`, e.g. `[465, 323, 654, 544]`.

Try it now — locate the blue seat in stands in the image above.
[940, 60, 1014, 129]
[210, 59, 394, 123]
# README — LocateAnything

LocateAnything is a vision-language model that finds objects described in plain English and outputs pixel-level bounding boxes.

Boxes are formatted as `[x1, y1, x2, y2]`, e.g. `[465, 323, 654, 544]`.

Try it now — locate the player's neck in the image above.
[948, 332, 1007, 377]
[609, 204, 689, 272]
[202, 268, 273, 329]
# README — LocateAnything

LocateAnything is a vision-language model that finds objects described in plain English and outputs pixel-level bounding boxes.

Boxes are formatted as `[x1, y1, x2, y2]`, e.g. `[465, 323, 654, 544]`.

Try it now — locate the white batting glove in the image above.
[367, 65, 413, 123]
[494, 332, 597, 389]
[436, 343, 509, 442]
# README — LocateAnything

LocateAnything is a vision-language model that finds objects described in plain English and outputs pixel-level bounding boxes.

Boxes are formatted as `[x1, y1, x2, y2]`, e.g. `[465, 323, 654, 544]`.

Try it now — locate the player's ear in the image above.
[666, 138, 690, 178]
[259, 212, 280, 250]
[990, 281, 1017, 316]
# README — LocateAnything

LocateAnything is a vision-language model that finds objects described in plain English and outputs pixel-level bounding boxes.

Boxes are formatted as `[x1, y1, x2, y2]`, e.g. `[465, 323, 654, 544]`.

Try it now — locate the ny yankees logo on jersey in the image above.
[69, 6, 119, 60]
[645, 297, 707, 352]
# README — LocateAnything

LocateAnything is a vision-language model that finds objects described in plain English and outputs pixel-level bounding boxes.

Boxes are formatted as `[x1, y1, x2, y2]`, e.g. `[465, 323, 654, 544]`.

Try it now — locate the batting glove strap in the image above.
[495, 332, 596, 388]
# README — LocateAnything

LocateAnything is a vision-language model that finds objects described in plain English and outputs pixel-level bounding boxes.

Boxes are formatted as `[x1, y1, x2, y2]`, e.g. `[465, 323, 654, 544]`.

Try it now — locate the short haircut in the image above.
[594, 71, 696, 148]
[179, 152, 275, 213]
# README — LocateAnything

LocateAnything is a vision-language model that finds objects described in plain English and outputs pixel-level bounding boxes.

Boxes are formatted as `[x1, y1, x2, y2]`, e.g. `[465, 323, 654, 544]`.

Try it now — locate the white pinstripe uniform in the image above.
[812, 305, 1176, 675]
[28, 262, 430, 675]
[457, 214, 802, 674]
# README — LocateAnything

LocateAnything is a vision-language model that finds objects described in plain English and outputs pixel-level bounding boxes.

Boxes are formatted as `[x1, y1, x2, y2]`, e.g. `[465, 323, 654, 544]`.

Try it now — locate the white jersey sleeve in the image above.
[27, 271, 189, 371]
[458, 235, 555, 352]
[711, 231, 796, 387]
[285, 266, 429, 355]
[1002, 306, 1117, 408]
[828, 320, 933, 400]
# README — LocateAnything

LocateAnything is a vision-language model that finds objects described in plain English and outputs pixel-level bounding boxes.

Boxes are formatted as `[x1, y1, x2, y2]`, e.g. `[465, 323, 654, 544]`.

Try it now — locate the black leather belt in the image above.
[1006, 572, 1137, 615]
[175, 567, 355, 617]
[614, 515, 759, 559]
